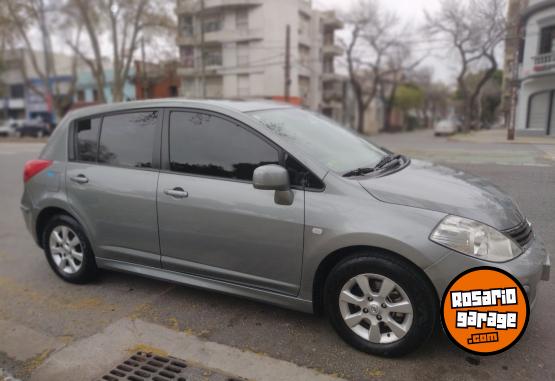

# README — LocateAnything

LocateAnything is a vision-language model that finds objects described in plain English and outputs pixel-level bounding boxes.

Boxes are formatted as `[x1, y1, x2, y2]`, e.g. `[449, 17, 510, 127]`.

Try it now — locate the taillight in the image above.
[23, 160, 52, 183]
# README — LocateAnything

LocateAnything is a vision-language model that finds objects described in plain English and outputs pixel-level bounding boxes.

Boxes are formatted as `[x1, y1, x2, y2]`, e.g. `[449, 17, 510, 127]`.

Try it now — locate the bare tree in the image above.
[64, 0, 175, 103]
[380, 43, 426, 132]
[426, 0, 506, 131]
[4, 0, 80, 121]
[341, 0, 423, 134]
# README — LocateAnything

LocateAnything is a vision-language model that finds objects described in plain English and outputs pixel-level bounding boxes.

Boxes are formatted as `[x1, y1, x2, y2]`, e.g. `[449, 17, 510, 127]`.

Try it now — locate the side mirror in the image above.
[253, 165, 294, 206]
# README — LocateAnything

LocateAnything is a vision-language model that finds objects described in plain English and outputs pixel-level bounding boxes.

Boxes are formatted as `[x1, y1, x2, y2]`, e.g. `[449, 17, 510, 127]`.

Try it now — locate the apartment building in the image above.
[514, 0, 555, 135]
[176, 0, 344, 116]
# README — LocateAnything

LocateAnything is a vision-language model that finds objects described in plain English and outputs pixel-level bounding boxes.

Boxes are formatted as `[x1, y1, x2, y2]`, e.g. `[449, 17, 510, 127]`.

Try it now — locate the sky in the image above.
[313, 0, 459, 84]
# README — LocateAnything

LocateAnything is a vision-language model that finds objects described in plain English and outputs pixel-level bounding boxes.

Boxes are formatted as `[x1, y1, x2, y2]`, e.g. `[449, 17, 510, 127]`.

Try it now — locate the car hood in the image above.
[358, 160, 524, 230]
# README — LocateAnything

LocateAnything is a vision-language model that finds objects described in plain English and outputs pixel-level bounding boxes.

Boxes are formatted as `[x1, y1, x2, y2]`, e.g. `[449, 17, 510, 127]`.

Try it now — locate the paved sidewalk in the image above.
[448, 129, 555, 145]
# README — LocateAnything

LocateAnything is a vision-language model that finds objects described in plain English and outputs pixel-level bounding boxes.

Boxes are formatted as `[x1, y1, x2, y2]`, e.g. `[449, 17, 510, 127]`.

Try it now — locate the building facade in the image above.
[1, 49, 74, 123]
[135, 60, 180, 100]
[74, 69, 137, 107]
[176, 0, 344, 117]
[515, 0, 555, 136]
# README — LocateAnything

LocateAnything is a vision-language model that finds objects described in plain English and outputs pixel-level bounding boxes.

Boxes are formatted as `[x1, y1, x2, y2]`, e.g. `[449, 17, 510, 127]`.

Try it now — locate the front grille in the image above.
[504, 220, 534, 248]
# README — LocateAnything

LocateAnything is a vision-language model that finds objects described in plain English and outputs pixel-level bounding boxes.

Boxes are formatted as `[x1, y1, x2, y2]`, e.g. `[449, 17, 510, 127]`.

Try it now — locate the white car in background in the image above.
[434, 117, 461, 136]
[0, 120, 17, 137]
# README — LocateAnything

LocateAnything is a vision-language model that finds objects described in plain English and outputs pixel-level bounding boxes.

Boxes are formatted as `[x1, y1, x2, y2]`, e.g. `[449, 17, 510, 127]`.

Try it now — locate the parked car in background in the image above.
[15, 118, 50, 138]
[434, 117, 461, 136]
[0, 120, 17, 137]
[21, 100, 550, 357]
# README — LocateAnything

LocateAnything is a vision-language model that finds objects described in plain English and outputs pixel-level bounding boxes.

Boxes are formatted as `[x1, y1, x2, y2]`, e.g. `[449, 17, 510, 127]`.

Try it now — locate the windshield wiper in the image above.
[343, 167, 376, 178]
[343, 154, 408, 178]
[374, 154, 404, 170]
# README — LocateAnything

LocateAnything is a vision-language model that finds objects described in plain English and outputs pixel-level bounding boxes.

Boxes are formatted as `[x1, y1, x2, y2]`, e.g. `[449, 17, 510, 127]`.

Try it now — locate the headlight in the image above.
[430, 216, 523, 262]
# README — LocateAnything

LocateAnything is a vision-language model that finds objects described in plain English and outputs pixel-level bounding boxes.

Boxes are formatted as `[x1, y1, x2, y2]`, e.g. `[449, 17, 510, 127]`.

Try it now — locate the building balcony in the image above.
[177, 28, 263, 46]
[323, 44, 343, 56]
[531, 52, 555, 74]
[323, 87, 343, 102]
[321, 11, 343, 30]
[321, 72, 344, 82]
[177, 65, 224, 76]
[177, 0, 262, 14]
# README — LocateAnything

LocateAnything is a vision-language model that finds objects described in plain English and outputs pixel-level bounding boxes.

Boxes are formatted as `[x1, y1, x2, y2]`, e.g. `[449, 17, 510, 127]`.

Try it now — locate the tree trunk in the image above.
[357, 100, 366, 134]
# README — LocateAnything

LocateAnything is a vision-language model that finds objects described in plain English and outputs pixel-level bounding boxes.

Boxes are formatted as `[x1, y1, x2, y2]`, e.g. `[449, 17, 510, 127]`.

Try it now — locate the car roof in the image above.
[65, 98, 293, 120]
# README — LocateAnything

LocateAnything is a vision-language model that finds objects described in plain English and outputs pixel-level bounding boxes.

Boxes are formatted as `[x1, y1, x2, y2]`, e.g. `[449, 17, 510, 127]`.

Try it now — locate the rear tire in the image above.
[42, 215, 97, 284]
[324, 251, 438, 357]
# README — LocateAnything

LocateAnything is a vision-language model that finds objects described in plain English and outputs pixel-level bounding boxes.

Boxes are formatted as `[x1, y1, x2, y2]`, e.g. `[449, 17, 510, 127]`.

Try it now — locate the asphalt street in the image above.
[0, 130, 553, 380]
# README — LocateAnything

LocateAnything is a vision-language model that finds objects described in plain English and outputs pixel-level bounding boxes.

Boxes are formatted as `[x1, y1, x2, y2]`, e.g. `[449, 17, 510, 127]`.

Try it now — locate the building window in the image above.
[10, 84, 24, 99]
[299, 76, 310, 99]
[323, 58, 333, 73]
[204, 48, 222, 66]
[180, 46, 195, 68]
[539, 25, 555, 55]
[299, 46, 310, 67]
[237, 74, 249, 96]
[237, 42, 249, 67]
[203, 15, 222, 33]
[169, 86, 178, 97]
[236, 9, 249, 30]
[77, 90, 85, 102]
[92, 89, 99, 101]
[180, 15, 194, 37]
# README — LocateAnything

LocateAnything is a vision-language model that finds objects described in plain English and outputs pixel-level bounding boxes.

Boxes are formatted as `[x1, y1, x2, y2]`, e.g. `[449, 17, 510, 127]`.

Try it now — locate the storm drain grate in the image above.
[98, 351, 247, 381]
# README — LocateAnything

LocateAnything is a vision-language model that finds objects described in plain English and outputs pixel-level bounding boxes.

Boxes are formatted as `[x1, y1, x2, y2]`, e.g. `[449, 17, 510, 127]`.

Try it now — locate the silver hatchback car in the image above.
[21, 100, 550, 357]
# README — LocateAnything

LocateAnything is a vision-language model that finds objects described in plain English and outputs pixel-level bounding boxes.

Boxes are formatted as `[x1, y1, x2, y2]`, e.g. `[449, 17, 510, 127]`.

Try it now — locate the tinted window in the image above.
[74, 118, 101, 162]
[98, 111, 158, 168]
[170, 112, 279, 181]
[285, 154, 324, 190]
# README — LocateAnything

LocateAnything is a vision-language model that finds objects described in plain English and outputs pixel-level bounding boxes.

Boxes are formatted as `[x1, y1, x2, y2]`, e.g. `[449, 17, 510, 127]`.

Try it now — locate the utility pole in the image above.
[505, 0, 527, 141]
[141, 36, 148, 99]
[284, 24, 291, 103]
[199, 0, 206, 98]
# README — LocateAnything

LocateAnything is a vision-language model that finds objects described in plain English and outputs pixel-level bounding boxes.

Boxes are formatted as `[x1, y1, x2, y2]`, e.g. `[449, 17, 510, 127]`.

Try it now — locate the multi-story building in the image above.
[1, 49, 74, 123]
[176, 0, 344, 117]
[515, 0, 555, 136]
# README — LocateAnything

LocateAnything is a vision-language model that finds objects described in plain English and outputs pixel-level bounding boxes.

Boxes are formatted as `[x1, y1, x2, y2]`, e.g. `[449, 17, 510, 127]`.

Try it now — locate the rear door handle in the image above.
[70, 174, 89, 184]
[164, 187, 189, 199]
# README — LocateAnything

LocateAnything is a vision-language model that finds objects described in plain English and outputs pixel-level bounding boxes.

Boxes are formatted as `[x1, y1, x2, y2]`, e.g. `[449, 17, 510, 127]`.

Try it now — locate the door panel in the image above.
[158, 173, 304, 295]
[66, 163, 160, 267]
[65, 110, 162, 267]
[157, 110, 305, 295]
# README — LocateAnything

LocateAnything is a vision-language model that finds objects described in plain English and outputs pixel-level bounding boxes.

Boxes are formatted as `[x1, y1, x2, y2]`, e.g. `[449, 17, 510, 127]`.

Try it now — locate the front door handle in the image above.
[164, 187, 189, 199]
[70, 174, 89, 184]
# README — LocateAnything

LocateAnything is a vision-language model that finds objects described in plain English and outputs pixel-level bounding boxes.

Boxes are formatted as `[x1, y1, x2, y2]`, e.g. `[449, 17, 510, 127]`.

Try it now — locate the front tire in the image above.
[324, 251, 438, 357]
[42, 215, 98, 284]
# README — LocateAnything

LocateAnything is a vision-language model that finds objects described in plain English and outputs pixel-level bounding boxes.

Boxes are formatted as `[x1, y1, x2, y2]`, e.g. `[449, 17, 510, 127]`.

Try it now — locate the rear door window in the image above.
[98, 111, 159, 168]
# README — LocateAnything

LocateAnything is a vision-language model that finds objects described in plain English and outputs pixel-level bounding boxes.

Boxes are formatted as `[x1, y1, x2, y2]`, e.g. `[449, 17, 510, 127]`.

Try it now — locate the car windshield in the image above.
[250, 108, 386, 173]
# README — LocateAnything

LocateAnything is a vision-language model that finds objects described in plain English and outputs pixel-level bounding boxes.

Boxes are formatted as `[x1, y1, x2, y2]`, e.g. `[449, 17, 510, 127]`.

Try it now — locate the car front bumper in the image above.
[425, 235, 551, 309]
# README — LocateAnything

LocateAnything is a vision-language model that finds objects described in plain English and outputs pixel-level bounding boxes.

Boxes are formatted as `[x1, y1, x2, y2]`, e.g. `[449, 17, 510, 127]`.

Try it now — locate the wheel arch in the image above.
[311, 245, 439, 315]
[35, 206, 79, 248]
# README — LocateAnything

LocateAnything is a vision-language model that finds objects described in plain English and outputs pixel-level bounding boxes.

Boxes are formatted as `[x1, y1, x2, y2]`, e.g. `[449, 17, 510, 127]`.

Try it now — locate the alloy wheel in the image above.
[49, 226, 84, 275]
[338, 273, 413, 344]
